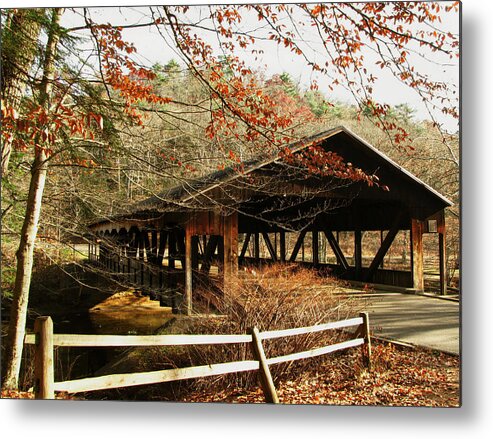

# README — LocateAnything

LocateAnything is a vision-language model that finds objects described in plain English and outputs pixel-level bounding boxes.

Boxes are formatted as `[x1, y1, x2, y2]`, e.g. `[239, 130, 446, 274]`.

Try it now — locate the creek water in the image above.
[87, 291, 175, 335]
[50, 291, 175, 382]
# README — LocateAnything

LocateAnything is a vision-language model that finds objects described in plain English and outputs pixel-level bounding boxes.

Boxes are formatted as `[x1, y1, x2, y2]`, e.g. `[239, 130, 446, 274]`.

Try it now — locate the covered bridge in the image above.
[87, 126, 452, 315]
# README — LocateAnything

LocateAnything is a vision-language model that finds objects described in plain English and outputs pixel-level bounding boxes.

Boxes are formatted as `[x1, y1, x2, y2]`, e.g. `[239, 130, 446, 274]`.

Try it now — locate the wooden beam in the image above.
[137, 230, 145, 260]
[289, 230, 307, 262]
[380, 231, 385, 269]
[138, 230, 145, 285]
[175, 229, 186, 268]
[185, 225, 193, 316]
[439, 232, 447, 295]
[323, 230, 349, 270]
[262, 232, 277, 262]
[168, 232, 176, 269]
[312, 230, 319, 265]
[267, 338, 364, 366]
[167, 231, 176, 293]
[127, 228, 137, 252]
[156, 231, 167, 266]
[217, 235, 224, 273]
[143, 231, 153, 286]
[411, 218, 424, 292]
[124, 232, 131, 273]
[191, 235, 199, 271]
[109, 232, 117, 272]
[201, 235, 219, 274]
[153, 230, 159, 263]
[32, 332, 252, 347]
[360, 311, 372, 371]
[254, 233, 260, 261]
[223, 213, 238, 296]
[34, 317, 54, 399]
[437, 211, 447, 295]
[279, 231, 286, 262]
[143, 230, 151, 262]
[99, 241, 106, 267]
[239, 233, 251, 263]
[365, 211, 403, 282]
[354, 230, 362, 279]
[54, 360, 260, 394]
[250, 327, 279, 404]
[25, 316, 363, 347]
[127, 229, 138, 283]
[202, 236, 207, 256]
[260, 316, 363, 340]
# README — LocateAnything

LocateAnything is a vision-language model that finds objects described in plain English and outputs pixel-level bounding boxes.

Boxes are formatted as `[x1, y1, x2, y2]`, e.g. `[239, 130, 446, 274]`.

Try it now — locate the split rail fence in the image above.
[25, 312, 372, 402]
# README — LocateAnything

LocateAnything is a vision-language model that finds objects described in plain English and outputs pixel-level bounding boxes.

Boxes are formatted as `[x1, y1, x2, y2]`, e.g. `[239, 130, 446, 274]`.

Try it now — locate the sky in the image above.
[0, 1, 460, 132]
[56, 3, 460, 133]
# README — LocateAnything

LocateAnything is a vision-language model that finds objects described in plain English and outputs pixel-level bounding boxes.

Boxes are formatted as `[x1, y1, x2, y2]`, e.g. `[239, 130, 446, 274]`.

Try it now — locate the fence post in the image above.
[359, 311, 372, 371]
[34, 316, 55, 399]
[250, 327, 279, 404]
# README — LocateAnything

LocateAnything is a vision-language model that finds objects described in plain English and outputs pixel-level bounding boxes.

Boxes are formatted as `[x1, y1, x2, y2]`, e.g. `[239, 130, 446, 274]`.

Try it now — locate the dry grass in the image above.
[152, 264, 363, 394]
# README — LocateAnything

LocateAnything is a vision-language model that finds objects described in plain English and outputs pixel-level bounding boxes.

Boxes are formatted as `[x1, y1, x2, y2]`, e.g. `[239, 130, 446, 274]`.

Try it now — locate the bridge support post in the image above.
[411, 218, 425, 292]
[223, 213, 238, 297]
[185, 224, 193, 316]
[437, 211, 448, 295]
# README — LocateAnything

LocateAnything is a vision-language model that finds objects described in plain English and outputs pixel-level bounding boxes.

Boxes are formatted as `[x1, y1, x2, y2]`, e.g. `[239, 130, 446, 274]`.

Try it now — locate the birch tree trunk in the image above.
[2, 8, 64, 391]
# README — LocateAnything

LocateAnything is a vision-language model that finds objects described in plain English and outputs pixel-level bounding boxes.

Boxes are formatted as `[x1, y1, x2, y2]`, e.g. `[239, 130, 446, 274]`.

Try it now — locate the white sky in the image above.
[58, 3, 460, 132]
[0, 1, 459, 132]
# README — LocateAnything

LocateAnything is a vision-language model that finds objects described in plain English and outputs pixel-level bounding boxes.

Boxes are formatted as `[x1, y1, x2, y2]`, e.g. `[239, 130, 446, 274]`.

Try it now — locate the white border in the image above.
[2, 1, 492, 438]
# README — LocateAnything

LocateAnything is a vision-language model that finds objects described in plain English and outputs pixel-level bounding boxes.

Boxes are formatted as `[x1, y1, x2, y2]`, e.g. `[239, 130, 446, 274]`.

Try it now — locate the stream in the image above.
[47, 291, 175, 383]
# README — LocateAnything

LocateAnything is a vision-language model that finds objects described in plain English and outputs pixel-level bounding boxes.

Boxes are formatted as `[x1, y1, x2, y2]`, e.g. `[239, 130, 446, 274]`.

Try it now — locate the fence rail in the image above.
[25, 313, 371, 402]
[24, 333, 253, 347]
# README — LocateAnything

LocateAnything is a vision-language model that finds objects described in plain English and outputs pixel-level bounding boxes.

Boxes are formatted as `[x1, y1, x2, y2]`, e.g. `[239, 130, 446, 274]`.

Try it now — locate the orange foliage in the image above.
[3, 3, 459, 177]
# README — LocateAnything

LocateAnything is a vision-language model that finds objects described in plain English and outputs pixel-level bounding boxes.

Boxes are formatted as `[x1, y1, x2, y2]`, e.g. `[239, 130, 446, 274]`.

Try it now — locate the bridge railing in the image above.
[24, 312, 371, 402]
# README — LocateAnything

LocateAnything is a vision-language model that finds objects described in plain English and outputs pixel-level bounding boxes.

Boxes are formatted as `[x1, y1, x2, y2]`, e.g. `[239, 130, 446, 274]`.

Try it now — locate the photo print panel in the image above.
[1, 1, 459, 406]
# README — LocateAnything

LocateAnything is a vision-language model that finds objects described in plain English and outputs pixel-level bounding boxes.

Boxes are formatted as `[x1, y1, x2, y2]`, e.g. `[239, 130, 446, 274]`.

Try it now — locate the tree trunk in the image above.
[2, 8, 64, 391]
[1, 9, 45, 176]
[2, 151, 49, 390]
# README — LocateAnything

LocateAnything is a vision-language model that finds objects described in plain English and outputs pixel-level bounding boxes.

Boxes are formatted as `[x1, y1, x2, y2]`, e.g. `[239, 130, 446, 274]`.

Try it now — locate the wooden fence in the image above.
[24, 312, 372, 402]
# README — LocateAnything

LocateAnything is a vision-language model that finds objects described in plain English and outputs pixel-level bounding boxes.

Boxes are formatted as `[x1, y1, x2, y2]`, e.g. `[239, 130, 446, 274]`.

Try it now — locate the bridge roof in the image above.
[89, 126, 451, 231]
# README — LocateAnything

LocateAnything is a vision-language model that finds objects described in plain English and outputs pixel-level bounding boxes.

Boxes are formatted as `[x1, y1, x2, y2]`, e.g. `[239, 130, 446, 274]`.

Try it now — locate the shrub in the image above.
[159, 263, 363, 394]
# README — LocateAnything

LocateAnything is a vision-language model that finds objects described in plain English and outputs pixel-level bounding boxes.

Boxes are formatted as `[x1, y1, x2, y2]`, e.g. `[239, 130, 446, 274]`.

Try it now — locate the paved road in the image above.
[357, 293, 460, 354]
